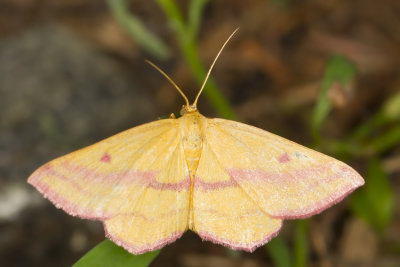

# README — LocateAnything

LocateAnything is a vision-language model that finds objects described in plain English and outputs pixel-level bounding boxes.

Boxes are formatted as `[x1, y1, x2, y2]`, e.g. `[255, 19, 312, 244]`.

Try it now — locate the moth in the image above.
[28, 29, 364, 254]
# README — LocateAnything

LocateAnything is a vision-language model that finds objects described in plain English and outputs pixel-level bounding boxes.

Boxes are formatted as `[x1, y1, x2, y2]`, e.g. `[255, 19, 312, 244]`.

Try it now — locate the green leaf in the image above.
[312, 55, 356, 141]
[351, 92, 400, 143]
[366, 126, 400, 154]
[350, 113, 386, 143]
[266, 237, 292, 267]
[187, 0, 209, 41]
[108, 0, 171, 59]
[350, 158, 395, 233]
[156, 0, 187, 43]
[294, 220, 308, 267]
[382, 91, 400, 120]
[73, 240, 160, 267]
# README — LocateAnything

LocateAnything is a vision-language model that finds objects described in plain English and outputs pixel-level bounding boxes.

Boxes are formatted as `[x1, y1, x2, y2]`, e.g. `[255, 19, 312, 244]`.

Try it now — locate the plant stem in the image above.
[156, 0, 237, 119]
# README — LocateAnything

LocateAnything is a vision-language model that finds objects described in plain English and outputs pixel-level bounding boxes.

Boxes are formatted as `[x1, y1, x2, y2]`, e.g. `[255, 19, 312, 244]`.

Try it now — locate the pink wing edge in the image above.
[197, 223, 282, 253]
[28, 161, 365, 254]
[27, 164, 185, 255]
[227, 164, 365, 220]
[194, 163, 365, 251]
[268, 166, 365, 220]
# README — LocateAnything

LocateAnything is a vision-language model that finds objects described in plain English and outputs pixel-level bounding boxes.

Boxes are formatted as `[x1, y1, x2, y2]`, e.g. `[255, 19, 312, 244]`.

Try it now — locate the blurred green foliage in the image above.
[310, 53, 397, 260]
[293, 220, 309, 267]
[265, 220, 309, 267]
[351, 158, 395, 233]
[265, 236, 293, 267]
[350, 92, 400, 156]
[312, 55, 356, 143]
[383, 91, 400, 120]
[73, 239, 160, 267]
[108, 0, 171, 59]
[272, 53, 397, 266]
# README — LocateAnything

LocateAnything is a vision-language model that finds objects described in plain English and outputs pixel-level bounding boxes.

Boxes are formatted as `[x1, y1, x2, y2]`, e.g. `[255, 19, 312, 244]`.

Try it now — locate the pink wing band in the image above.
[228, 164, 364, 219]
[28, 168, 110, 220]
[31, 161, 363, 221]
[29, 163, 188, 254]
[60, 161, 191, 191]
[269, 182, 360, 219]
[29, 170, 187, 221]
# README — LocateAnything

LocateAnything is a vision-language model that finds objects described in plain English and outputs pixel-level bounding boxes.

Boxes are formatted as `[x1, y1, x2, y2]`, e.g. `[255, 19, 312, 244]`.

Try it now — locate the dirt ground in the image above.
[0, 0, 399, 266]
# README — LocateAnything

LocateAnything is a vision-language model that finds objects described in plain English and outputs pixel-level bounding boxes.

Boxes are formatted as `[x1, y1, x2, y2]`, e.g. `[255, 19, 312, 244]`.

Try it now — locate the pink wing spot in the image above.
[278, 152, 290, 163]
[100, 153, 111, 163]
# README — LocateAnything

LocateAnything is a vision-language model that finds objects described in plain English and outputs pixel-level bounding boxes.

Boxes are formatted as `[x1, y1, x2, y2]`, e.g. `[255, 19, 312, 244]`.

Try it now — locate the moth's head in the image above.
[180, 104, 197, 116]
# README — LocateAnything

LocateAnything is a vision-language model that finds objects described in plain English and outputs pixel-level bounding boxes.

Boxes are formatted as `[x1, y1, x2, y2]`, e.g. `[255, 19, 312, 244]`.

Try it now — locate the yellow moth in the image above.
[28, 29, 364, 254]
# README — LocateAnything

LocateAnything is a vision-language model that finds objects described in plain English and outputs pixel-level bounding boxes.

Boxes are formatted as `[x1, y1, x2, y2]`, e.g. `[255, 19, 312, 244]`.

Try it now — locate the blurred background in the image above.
[0, 0, 399, 266]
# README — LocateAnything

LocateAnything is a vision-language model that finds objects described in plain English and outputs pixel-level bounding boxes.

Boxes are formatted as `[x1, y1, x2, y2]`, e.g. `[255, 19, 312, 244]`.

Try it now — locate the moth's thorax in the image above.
[178, 111, 205, 177]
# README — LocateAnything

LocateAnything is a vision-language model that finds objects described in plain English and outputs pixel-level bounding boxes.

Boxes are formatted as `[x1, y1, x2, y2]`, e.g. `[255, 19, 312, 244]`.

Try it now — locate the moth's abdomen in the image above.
[178, 111, 206, 228]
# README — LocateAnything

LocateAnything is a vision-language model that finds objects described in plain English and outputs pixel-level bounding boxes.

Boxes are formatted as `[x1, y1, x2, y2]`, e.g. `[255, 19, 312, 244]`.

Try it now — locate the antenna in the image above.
[146, 28, 239, 112]
[145, 60, 190, 107]
[192, 27, 239, 108]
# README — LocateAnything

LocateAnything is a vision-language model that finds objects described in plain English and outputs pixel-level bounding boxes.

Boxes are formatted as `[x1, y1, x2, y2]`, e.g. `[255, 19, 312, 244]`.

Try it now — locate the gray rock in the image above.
[0, 25, 155, 181]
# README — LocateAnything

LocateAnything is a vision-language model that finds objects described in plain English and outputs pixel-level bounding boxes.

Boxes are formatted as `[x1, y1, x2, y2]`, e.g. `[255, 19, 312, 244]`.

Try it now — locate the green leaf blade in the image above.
[108, 0, 171, 59]
[294, 220, 308, 267]
[312, 55, 356, 141]
[73, 239, 160, 267]
[350, 159, 395, 233]
[188, 0, 209, 41]
[265, 237, 292, 267]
